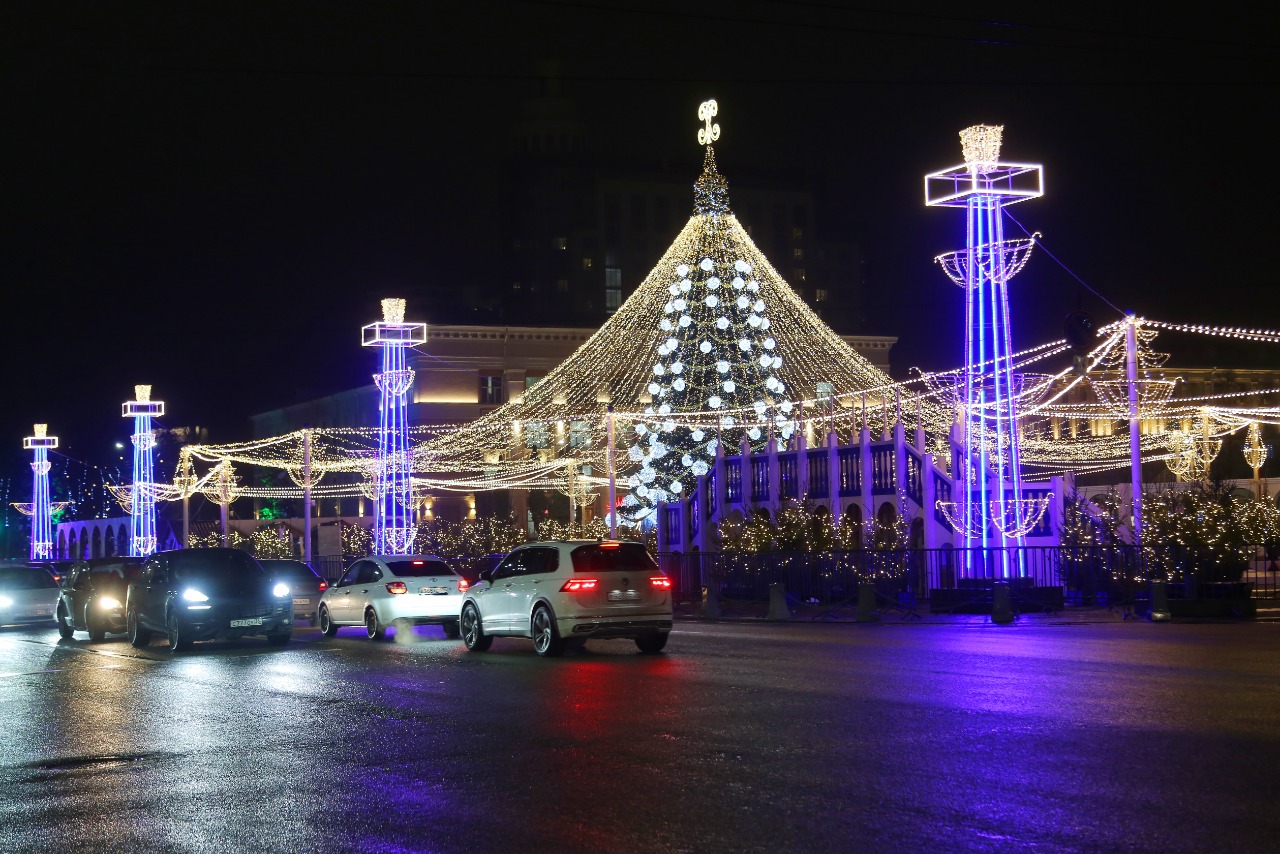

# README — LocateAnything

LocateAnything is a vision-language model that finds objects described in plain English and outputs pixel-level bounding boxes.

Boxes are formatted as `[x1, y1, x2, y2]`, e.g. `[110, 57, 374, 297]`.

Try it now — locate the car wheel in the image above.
[365, 607, 386, 641]
[87, 611, 107, 643]
[635, 633, 669, 654]
[266, 627, 292, 646]
[531, 605, 565, 657]
[318, 605, 338, 638]
[57, 604, 74, 640]
[167, 611, 193, 652]
[442, 619, 461, 639]
[128, 607, 152, 648]
[460, 603, 492, 652]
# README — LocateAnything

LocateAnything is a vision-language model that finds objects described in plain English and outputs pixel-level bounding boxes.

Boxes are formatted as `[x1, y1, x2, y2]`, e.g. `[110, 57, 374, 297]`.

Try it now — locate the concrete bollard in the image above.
[854, 582, 880, 622]
[1149, 580, 1171, 622]
[766, 583, 790, 620]
[701, 583, 721, 620]
[991, 581, 1015, 625]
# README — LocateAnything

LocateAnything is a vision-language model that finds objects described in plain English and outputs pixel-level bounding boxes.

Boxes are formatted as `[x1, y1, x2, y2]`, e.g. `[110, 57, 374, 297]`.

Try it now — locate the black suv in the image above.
[127, 548, 293, 652]
[57, 557, 144, 641]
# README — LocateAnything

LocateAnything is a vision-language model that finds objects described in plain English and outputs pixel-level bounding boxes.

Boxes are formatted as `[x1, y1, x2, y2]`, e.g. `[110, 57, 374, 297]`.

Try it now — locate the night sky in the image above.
[4, 2, 1277, 498]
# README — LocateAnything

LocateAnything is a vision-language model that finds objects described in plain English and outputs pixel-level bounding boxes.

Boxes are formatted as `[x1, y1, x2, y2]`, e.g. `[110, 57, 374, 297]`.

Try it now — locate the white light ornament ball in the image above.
[679, 315, 692, 327]
[676, 263, 690, 277]
[705, 295, 719, 308]
[648, 382, 660, 395]
[636, 485, 649, 498]
[772, 356, 783, 369]
[707, 276, 721, 289]
[670, 480, 683, 494]
[748, 314, 762, 327]
[682, 454, 694, 468]
[734, 260, 752, 273]
[699, 341, 712, 353]
[680, 280, 692, 293]
[723, 380, 736, 393]
[738, 339, 752, 352]
[761, 318, 772, 330]
[628, 446, 645, 462]
[699, 258, 714, 272]
[660, 318, 673, 331]
[653, 363, 665, 376]
[753, 300, 765, 313]
[663, 419, 676, 433]
[780, 400, 794, 414]
[708, 395, 723, 408]
[716, 317, 730, 330]
[692, 461, 710, 477]
[658, 404, 672, 416]
[671, 362, 684, 374]
[706, 438, 719, 455]
[673, 378, 686, 391]
[716, 360, 730, 374]
[736, 296, 750, 310]
[623, 494, 638, 507]
[721, 415, 737, 427]
[753, 400, 768, 415]
[668, 284, 681, 297]
[747, 280, 760, 292]
[748, 427, 762, 441]
[764, 338, 776, 350]
[673, 298, 687, 311]
[731, 277, 745, 289]
[635, 424, 648, 435]
[665, 336, 678, 350]
[691, 429, 705, 441]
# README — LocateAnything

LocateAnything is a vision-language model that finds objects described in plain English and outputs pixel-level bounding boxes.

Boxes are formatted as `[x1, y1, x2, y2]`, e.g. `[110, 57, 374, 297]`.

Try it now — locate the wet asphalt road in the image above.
[1, 618, 1279, 853]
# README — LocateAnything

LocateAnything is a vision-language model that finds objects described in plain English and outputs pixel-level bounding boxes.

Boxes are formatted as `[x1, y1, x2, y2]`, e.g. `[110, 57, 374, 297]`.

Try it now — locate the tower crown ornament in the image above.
[382, 298, 406, 324]
[33, 424, 46, 438]
[697, 99, 720, 147]
[960, 124, 1003, 173]
[134, 384, 152, 402]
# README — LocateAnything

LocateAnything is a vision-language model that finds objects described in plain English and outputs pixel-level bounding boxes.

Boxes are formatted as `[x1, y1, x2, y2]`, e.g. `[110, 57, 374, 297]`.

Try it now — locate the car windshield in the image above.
[0, 568, 58, 589]
[171, 550, 264, 585]
[385, 560, 454, 578]
[259, 561, 317, 580]
[570, 543, 658, 574]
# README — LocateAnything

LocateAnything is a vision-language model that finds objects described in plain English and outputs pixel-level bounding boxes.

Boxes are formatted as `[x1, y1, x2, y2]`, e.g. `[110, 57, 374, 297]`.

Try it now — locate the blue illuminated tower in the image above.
[926, 126, 1047, 566]
[123, 385, 164, 556]
[362, 299, 427, 555]
[23, 424, 58, 560]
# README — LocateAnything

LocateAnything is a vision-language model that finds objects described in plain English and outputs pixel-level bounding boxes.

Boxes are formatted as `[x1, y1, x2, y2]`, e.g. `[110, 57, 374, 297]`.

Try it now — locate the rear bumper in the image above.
[565, 618, 673, 638]
[380, 595, 463, 623]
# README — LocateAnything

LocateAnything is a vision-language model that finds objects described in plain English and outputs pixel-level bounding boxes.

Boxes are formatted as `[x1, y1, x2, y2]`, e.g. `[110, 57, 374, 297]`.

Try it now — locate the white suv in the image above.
[459, 540, 673, 656]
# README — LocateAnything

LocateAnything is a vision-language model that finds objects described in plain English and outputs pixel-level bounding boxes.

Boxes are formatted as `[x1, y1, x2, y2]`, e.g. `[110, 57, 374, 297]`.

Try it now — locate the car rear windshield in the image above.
[0, 568, 57, 589]
[385, 560, 454, 577]
[171, 550, 264, 582]
[570, 543, 658, 574]
[259, 561, 318, 580]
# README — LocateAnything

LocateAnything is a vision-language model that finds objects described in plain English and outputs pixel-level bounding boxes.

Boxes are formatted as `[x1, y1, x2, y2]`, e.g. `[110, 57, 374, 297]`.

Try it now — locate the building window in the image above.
[582, 258, 593, 270]
[793, 247, 804, 260]
[556, 279, 569, 293]
[554, 237, 567, 250]
[512, 281, 522, 290]
[795, 268, 807, 282]
[605, 266, 622, 313]
[793, 227, 804, 239]
[479, 376, 504, 405]
[815, 288, 828, 303]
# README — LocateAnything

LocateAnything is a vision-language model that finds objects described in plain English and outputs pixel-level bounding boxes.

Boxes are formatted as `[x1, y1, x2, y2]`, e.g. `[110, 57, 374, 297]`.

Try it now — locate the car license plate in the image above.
[230, 617, 264, 627]
[419, 586, 449, 595]
[608, 590, 639, 601]
[33, 607, 52, 615]
[292, 598, 310, 607]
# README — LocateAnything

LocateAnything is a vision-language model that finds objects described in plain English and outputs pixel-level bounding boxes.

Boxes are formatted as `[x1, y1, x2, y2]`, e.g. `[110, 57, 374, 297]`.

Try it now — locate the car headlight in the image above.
[182, 588, 209, 603]
[98, 596, 122, 610]
[0, 596, 12, 607]
[273, 582, 290, 597]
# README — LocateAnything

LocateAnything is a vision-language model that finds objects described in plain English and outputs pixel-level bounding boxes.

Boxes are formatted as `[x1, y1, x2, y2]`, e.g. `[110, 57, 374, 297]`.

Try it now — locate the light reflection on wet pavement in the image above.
[1, 619, 1279, 853]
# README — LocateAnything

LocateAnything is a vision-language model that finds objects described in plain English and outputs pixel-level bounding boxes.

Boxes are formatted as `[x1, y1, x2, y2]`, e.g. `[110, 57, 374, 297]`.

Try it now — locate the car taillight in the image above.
[318, 580, 328, 592]
[599, 542, 620, 549]
[457, 578, 469, 593]
[386, 582, 407, 595]
[560, 578, 598, 593]
[650, 576, 672, 589]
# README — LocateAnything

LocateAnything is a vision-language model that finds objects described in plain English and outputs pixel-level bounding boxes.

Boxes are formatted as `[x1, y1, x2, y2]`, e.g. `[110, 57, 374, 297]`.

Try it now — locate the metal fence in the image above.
[659, 546, 1280, 612]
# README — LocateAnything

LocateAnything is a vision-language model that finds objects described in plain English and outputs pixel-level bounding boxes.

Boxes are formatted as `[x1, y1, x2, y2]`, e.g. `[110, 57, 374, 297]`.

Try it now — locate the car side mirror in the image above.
[478, 569, 494, 584]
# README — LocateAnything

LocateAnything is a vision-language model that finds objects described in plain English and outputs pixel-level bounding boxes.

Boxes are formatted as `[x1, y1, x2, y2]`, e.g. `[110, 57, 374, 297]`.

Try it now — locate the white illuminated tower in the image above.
[22, 424, 58, 560]
[123, 385, 164, 556]
[362, 298, 427, 555]
[926, 126, 1047, 563]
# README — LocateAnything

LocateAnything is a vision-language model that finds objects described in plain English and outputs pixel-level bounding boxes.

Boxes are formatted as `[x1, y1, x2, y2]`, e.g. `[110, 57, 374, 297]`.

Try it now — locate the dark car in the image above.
[31, 560, 76, 585]
[258, 559, 327, 625]
[126, 548, 293, 652]
[57, 557, 144, 641]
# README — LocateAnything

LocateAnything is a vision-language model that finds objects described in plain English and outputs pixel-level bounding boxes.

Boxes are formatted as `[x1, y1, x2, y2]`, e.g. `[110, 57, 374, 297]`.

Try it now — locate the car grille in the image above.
[239, 604, 272, 618]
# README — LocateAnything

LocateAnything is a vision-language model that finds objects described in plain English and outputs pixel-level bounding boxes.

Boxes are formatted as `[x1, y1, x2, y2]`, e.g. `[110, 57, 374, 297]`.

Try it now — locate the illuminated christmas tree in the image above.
[625, 103, 791, 518]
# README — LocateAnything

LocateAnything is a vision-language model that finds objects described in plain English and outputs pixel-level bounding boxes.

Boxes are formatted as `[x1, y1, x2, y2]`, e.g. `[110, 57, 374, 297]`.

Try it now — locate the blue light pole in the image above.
[23, 424, 58, 560]
[362, 299, 427, 555]
[123, 385, 164, 556]
[926, 126, 1046, 574]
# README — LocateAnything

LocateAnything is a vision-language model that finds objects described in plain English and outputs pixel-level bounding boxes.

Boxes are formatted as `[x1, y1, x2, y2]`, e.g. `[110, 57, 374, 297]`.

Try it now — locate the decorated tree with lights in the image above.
[623, 101, 794, 519]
